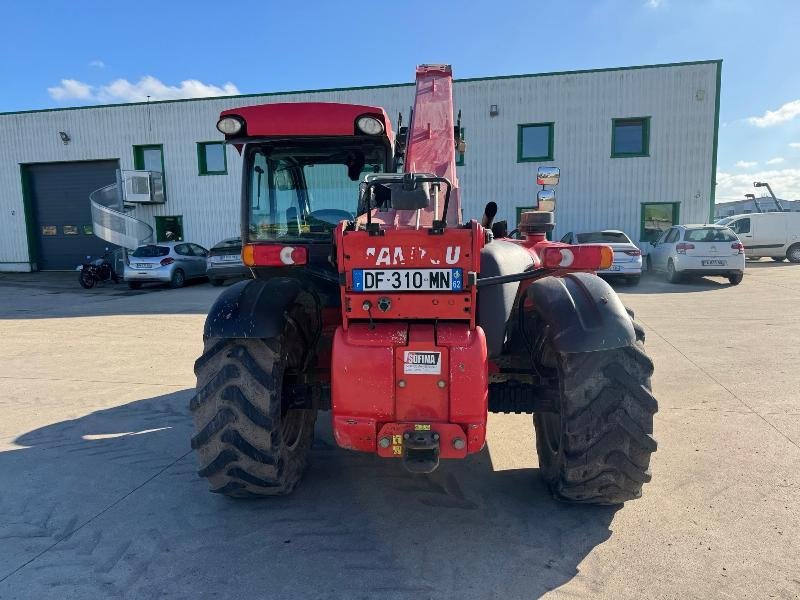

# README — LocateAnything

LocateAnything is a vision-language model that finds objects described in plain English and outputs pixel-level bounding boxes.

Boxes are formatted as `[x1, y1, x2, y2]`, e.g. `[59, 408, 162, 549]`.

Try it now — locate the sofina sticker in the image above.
[403, 351, 441, 375]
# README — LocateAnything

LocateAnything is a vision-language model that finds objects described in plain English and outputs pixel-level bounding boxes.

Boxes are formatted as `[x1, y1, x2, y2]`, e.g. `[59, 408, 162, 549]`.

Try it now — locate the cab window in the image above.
[729, 218, 750, 235]
[665, 228, 680, 244]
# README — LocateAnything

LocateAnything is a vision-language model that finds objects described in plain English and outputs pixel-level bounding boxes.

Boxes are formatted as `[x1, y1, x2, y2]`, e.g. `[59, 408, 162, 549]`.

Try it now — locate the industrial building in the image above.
[714, 197, 800, 219]
[0, 60, 721, 272]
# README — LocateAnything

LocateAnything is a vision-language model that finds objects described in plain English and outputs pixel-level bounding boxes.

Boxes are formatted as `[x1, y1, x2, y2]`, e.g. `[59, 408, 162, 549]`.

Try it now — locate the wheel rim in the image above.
[174, 271, 184, 285]
[667, 261, 674, 277]
[791, 247, 800, 261]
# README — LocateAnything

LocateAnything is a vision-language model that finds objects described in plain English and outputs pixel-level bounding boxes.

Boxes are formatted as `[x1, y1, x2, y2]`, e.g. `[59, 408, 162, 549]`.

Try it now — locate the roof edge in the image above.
[0, 59, 723, 117]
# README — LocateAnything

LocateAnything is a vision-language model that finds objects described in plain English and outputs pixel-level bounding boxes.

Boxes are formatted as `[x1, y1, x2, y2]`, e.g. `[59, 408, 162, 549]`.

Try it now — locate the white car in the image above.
[646, 225, 745, 285]
[716, 212, 800, 263]
[560, 229, 642, 284]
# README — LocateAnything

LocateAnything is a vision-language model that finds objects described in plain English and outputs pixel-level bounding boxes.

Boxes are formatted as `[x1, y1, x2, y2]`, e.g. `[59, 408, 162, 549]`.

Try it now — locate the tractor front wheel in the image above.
[190, 321, 316, 497]
[533, 316, 657, 504]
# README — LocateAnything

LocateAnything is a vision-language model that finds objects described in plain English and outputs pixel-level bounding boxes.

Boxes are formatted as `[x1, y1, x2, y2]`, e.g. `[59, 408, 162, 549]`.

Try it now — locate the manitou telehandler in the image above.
[191, 65, 657, 504]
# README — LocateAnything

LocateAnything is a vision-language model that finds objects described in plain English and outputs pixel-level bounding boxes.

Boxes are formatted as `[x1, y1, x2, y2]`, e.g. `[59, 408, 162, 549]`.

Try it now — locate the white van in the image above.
[716, 212, 800, 262]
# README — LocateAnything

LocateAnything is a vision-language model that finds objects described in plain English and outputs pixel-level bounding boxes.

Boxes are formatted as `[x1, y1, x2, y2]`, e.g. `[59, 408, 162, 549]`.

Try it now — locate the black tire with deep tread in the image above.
[533, 313, 657, 505]
[190, 301, 318, 497]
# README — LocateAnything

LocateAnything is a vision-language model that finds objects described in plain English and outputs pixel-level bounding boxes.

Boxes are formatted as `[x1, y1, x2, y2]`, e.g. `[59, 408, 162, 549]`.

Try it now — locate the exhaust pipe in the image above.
[481, 201, 498, 228]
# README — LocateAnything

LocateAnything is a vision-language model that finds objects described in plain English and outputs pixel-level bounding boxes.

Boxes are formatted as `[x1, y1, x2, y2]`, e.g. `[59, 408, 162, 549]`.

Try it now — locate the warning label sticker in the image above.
[403, 351, 442, 375]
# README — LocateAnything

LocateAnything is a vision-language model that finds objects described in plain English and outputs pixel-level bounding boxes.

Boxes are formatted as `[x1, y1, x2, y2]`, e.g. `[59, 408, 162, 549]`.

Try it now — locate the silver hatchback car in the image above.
[124, 242, 209, 289]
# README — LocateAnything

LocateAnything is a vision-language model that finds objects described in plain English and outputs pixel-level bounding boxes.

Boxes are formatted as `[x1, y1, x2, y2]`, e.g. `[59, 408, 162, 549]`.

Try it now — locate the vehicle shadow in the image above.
[610, 273, 733, 295]
[0, 272, 220, 319]
[0, 390, 616, 599]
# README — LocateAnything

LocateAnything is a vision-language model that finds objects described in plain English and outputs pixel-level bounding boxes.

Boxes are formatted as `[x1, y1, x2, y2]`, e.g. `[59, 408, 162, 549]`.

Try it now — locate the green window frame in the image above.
[133, 144, 165, 172]
[640, 201, 680, 243]
[197, 141, 228, 175]
[456, 128, 465, 166]
[517, 122, 554, 163]
[612, 117, 650, 158]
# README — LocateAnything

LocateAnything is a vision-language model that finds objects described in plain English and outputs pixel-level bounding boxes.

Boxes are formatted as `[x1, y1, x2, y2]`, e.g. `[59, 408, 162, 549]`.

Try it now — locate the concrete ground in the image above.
[0, 264, 798, 599]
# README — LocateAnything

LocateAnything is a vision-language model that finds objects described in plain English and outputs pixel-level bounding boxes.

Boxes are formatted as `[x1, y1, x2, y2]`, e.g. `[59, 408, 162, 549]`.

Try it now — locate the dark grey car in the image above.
[206, 237, 251, 286]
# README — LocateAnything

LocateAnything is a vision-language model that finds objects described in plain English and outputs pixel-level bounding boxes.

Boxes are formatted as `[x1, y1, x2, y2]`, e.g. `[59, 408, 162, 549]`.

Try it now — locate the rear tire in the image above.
[191, 306, 317, 497]
[210, 278, 224, 287]
[728, 273, 744, 285]
[627, 275, 641, 285]
[78, 271, 95, 289]
[787, 244, 800, 264]
[666, 259, 681, 283]
[533, 315, 657, 504]
[170, 268, 186, 289]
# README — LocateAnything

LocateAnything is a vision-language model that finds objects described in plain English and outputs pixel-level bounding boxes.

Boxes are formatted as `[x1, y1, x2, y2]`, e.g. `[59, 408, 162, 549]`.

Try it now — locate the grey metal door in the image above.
[26, 160, 119, 270]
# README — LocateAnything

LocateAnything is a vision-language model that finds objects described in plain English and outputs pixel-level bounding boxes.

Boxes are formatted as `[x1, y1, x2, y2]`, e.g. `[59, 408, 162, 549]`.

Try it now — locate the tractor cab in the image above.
[216, 103, 395, 301]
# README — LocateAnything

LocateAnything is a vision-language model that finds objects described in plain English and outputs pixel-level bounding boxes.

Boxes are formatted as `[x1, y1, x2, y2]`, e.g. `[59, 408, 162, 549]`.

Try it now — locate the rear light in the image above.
[242, 244, 308, 267]
[542, 245, 614, 270]
[676, 242, 695, 254]
[160, 257, 175, 266]
[731, 242, 744, 254]
[623, 249, 642, 256]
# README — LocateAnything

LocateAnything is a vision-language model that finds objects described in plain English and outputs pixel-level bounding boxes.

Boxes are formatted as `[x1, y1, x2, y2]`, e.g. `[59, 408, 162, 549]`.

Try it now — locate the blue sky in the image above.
[2, 0, 799, 201]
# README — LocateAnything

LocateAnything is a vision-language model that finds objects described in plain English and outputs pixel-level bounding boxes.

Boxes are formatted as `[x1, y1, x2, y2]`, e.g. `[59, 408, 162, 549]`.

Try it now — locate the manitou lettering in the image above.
[365, 246, 463, 266]
[403, 351, 442, 375]
[445, 246, 461, 265]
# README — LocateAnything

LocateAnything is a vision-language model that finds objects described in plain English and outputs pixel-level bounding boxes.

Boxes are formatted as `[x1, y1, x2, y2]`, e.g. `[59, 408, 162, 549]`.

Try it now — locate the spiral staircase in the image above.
[89, 170, 164, 249]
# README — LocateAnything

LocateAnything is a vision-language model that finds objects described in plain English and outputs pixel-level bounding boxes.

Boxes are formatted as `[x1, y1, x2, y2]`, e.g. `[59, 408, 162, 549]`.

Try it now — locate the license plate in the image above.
[135, 263, 153, 269]
[352, 268, 463, 292]
[219, 254, 240, 263]
[702, 260, 726, 266]
[610, 265, 621, 271]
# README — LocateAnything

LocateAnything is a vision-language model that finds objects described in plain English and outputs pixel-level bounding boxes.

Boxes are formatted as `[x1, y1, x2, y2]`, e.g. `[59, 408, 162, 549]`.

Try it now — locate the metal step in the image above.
[488, 381, 559, 413]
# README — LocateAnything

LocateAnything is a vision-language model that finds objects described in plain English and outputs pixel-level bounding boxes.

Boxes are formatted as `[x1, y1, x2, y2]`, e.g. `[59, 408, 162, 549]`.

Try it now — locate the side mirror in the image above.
[536, 189, 556, 212]
[537, 166, 560, 186]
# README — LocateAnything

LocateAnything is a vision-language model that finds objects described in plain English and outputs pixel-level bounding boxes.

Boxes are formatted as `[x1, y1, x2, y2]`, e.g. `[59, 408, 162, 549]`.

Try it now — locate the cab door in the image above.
[728, 217, 753, 250]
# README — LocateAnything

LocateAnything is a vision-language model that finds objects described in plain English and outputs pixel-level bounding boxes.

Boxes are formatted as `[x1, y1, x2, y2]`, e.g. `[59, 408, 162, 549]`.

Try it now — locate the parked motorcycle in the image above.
[78, 249, 120, 289]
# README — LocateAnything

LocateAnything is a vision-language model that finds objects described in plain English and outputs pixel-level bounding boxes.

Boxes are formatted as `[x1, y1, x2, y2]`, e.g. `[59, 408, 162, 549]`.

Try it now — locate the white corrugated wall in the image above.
[0, 61, 719, 270]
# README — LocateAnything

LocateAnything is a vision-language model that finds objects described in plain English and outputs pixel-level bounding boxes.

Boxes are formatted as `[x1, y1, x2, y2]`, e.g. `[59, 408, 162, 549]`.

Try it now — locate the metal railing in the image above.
[89, 179, 154, 249]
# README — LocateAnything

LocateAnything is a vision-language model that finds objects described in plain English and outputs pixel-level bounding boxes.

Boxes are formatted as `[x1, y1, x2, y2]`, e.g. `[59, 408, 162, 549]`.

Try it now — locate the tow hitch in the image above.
[402, 429, 440, 474]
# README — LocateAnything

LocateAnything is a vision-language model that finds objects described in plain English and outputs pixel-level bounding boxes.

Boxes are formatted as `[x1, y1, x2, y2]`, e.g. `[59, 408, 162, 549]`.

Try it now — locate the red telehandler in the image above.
[191, 65, 657, 504]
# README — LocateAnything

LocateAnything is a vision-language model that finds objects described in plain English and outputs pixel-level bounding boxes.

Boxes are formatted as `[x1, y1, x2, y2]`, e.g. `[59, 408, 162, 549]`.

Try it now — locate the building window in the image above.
[612, 117, 650, 157]
[640, 202, 679, 243]
[456, 128, 465, 166]
[517, 123, 554, 162]
[133, 144, 165, 172]
[197, 142, 227, 175]
[155, 215, 184, 242]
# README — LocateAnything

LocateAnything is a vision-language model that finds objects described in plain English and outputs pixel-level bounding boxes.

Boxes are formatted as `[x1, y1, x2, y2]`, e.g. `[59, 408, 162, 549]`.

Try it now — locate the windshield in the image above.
[247, 142, 388, 243]
[132, 245, 170, 257]
[576, 231, 631, 244]
[683, 227, 738, 242]
[715, 217, 734, 225]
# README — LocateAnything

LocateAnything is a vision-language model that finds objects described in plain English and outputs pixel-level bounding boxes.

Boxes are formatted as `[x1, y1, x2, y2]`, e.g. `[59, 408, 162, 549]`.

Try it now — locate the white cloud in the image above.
[717, 168, 800, 202]
[766, 157, 785, 165]
[89, 59, 106, 69]
[47, 76, 240, 103]
[747, 99, 800, 127]
[645, 0, 663, 7]
[735, 160, 757, 168]
[47, 79, 93, 100]
[790, 142, 800, 149]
